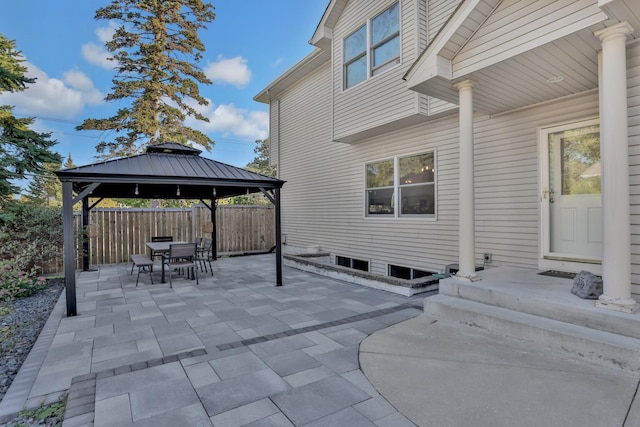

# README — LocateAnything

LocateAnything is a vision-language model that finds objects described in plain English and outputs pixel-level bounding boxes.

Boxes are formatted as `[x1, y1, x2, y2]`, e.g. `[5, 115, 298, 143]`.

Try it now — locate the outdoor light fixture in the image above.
[134, 184, 139, 196]
[212, 186, 217, 197]
[176, 185, 181, 196]
[246, 188, 250, 196]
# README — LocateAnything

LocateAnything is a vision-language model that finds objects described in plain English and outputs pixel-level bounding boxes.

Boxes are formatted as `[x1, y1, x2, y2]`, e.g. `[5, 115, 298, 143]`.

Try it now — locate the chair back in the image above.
[152, 236, 173, 242]
[169, 243, 196, 259]
[201, 237, 213, 251]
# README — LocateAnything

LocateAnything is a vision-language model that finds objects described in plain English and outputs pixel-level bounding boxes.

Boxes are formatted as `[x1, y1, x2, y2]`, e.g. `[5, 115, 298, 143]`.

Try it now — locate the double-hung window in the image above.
[366, 152, 436, 217]
[344, 2, 400, 89]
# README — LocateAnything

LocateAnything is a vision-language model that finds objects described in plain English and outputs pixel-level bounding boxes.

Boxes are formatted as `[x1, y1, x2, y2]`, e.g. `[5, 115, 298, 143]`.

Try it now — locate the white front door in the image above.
[541, 120, 602, 262]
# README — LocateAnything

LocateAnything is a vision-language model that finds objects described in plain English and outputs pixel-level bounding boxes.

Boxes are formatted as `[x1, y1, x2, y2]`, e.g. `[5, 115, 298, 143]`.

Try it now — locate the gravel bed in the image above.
[0, 279, 65, 426]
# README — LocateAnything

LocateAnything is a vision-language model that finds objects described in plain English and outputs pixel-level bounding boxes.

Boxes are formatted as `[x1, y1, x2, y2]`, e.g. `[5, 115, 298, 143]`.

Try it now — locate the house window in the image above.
[344, 25, 367, 89]
[399, 152, 435, 215]
[336, 255, 369, 272]
[371, 2, 400, 76]
[366, 159, 395, 215]
[343, 2, 400, 89]
[389, 264, 434, 279]
[366, 152, 436, 217]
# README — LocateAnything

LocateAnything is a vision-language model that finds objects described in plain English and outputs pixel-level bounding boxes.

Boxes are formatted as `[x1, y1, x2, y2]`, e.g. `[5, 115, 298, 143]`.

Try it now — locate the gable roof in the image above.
[55, 143, 284, 200]
[310, 0, 347, 50]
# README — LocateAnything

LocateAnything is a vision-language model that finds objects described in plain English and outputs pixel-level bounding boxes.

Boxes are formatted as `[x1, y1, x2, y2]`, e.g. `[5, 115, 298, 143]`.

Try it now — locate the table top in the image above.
[145, 241, 188, 251]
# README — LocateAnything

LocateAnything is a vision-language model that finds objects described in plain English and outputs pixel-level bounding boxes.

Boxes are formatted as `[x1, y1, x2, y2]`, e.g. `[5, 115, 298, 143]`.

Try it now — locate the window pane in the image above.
[352, 259, 369, 271]
[336, 256, 351, 267]
[344, 25, 366, 62]
[366, 159, 394, 188]
[345, 56, 367, 88]
[389, 264, 411, 280]
[372, 2, 399, 45]
[373, 36, 400, 69]
[399, 153, 434, 184]
[367, 188, 394, 215]
[560, 127, 600, 195]
[400, 184, 434, 215]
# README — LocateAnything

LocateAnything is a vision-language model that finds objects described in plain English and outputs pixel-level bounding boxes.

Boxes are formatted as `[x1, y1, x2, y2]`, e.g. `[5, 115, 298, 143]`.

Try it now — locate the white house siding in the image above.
[451, 0, 606, 77]
[427, 0, 463, 43]
[332, 0, 428, 142]
[276, 64, 612, 278]
[628, 41, 640, 296]
[474, 92, 600, 269]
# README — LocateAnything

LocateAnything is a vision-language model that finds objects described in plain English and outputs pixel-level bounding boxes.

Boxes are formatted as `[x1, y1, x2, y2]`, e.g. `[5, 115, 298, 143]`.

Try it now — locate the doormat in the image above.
[538, 270, 576, 279]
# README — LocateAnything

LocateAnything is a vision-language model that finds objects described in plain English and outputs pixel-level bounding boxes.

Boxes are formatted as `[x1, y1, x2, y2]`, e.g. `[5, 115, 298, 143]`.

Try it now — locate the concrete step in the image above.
[425, 294, 640, 372]
[438, 278, 640, 341]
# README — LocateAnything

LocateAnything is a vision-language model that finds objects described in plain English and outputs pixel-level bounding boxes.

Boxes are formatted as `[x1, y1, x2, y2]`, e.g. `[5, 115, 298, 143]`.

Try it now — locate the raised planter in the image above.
[284, 253, 439, 297]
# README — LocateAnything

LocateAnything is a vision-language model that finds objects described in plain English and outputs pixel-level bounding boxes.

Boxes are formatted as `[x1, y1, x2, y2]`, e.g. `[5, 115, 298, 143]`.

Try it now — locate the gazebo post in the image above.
[82, 198, 90, 271]
[62, 182, 77, 316]
[275, 188, 282, 286]
[211, 199, 217, 261]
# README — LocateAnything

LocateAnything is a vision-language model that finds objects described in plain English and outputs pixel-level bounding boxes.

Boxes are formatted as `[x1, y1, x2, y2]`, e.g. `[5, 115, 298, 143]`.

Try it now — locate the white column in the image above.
[454, 79, 479, 281]
[594, 22, 638, 314]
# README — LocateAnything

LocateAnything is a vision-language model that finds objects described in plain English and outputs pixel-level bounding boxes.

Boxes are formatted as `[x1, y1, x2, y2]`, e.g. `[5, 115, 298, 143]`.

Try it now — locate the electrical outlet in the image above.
[483, 253, 492, 264]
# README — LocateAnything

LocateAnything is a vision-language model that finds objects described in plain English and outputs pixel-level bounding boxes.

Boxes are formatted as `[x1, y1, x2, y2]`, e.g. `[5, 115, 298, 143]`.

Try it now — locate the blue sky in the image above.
[0, 0, 328, 169]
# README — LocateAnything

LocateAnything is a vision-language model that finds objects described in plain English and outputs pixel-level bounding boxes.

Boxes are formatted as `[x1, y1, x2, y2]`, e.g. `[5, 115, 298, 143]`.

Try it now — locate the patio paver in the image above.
[0, 254, 426, 426]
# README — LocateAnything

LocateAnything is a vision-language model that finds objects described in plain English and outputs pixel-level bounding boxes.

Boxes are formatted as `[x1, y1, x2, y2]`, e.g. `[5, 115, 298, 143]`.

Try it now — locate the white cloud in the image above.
[63, 69, 104, 105]
[82, 43, 113, 69]
[0, 62, 103, 119]
[187, 101, 268, 141]
[204, 56, 252, 88]
[82, 22, 117, 69]
[96, 21, 117, 43]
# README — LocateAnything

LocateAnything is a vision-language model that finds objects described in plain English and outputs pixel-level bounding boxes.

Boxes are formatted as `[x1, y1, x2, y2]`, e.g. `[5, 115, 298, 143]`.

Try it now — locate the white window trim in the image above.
[364, 148, 437, 220]
[343, 1, 401, 91]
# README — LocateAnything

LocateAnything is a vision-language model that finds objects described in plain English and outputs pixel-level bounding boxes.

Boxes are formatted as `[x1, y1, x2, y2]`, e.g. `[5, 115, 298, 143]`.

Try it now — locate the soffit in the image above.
[406, 0, 639, 115]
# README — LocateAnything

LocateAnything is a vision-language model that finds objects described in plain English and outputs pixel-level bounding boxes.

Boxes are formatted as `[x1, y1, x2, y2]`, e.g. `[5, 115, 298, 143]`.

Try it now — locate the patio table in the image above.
[145, 241, 187, 283]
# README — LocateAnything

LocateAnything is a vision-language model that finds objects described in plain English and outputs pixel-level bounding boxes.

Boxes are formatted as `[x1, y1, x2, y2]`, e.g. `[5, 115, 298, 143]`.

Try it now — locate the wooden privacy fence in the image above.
[61, 205, 274, 271]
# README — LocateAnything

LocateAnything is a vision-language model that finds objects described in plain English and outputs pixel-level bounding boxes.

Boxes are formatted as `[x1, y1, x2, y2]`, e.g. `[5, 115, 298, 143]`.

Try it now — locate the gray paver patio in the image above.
[0, 254, 426, 426]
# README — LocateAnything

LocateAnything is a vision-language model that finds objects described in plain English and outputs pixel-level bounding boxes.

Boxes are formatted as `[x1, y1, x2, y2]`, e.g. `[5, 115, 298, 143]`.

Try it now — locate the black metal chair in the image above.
[162, 243, 198, 288]
[197, 237, 214, 274]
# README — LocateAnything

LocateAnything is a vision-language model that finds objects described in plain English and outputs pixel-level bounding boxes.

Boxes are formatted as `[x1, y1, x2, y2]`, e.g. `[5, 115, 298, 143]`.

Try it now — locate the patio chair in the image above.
[162, 243, 198, 288]
[150, 236, 173, 261]
[197, 237, 214, 274]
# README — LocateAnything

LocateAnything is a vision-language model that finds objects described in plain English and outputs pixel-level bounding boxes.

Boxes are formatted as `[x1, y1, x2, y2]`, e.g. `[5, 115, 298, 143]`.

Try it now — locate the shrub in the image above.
[0, 261, 46, 302]
[0, 204, 63, 275]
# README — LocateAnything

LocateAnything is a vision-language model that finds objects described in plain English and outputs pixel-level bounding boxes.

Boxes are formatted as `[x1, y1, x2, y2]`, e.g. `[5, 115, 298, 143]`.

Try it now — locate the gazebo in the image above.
[55, 143, 285, 316]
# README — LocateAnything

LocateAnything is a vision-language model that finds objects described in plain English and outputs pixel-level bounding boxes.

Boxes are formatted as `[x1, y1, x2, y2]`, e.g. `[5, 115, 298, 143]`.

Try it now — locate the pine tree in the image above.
[77, 0, 216, 158]
[64, 152, 75, 169]
[0, 33, 61, 201]
[26, 162, 62, 206]
[245, 139, 276, 177]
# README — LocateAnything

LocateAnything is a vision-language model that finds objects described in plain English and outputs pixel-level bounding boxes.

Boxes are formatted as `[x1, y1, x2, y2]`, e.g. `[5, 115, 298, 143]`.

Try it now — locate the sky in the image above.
[0, 0, 328, 170]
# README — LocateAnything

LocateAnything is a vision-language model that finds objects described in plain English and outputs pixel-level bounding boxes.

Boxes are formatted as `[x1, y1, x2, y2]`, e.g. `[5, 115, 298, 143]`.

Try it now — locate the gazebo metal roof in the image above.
[55, 143, 285, 316]
[55, 142, 285, 199]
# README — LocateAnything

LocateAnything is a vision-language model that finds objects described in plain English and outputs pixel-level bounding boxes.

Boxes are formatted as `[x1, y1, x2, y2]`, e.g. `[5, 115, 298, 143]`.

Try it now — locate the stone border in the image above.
[284, 253, 439, 296]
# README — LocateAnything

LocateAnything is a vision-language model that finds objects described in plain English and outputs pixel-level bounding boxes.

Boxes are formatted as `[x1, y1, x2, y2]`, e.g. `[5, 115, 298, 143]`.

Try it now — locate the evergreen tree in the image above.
[26, 162, 62, 206]
[245, 139, 276, 177]
[0, 34, 61, 202]
[77, 0, 216, 158]
[64, 152, 75, 169]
